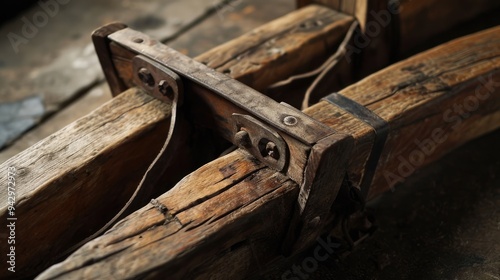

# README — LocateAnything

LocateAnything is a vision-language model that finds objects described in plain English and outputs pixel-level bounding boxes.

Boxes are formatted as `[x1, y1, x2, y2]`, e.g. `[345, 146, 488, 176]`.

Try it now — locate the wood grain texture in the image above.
[298, 0, 386, 30]
[182, 5, 355, 93]
[38, 151, 299, 280]
[399, 0, 500, 53]
[298, 0, 397, 76]
[0, 0, 231, 151]
[0, 0, 295, 161]
[284, 133, 353, 254]
[0, 5, 354, 279]
[39, 25, 500, 280]
[305, 26, 500, 199]
[0, 89, 174, 279]
[297, 0, 500, 73]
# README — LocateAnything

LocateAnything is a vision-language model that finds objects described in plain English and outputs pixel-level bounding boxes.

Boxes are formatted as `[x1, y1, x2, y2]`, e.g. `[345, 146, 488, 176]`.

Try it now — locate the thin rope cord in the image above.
[59, 91, 179, 258]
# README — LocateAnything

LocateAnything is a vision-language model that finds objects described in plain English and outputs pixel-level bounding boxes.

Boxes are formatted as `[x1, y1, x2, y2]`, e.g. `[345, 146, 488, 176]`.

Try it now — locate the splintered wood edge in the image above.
[0, 4, 355, 279]
[40, 26, 500, 279]
[37, 151, 299, 279]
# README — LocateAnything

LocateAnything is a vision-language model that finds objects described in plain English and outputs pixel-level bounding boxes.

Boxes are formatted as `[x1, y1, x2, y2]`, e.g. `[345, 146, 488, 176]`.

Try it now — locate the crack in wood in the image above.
[172, 165, 267, 215]
[181, 177, 293, 233]
[150, 198, 182, 226]
[208, 8, 346, 70]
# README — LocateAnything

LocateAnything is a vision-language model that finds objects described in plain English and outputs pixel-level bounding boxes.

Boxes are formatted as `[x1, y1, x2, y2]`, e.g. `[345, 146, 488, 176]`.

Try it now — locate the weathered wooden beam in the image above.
[0, 5, 354, 279]
[298, 0, 388, 31]
[0, 0, 234, 149]
[39, 26, 500, 280]
[306, 26, 500, 198]
[297, 0, 500, 72]
[196, 5, 354, 93]
[298, 0, 395, 76]
[398, 0, 500, 53]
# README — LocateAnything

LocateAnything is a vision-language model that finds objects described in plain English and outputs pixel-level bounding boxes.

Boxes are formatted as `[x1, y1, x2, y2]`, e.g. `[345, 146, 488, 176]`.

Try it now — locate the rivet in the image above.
[283, 115, 298, 126]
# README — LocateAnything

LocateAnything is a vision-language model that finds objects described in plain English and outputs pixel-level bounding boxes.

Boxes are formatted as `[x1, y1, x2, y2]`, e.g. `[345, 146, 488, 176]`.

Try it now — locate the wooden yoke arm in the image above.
[39, 25, 500, 280]
[0, 6, 355, 279]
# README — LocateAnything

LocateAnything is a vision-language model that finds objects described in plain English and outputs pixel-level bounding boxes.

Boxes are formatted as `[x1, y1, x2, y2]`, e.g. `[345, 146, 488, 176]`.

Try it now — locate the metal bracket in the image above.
[132, 55, 184, 105]
[92, 23, 354, 255]
[233, 113, 289, 172]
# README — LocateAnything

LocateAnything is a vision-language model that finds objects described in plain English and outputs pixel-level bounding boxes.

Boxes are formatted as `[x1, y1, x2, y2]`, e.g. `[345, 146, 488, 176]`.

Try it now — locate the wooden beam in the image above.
[196, 5, 354, 92]
[297, 0, 500, 73]
[298, 0, 395, 75]
[0, 5, 354, 279]
[306, 26, 500, 199]
[39, 26, 500, 279]
[398, 0, 500, 53]
[298, 0, 387, 31]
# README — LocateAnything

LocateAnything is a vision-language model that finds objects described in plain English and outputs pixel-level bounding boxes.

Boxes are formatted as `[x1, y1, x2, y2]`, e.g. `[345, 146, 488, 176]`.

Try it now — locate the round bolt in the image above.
[265, 141, 279, 160]
[283, 115, 298, 126]
[138, 68, 155, 87]
[158, 80, 174, 98]
[234, 130, 251, 148]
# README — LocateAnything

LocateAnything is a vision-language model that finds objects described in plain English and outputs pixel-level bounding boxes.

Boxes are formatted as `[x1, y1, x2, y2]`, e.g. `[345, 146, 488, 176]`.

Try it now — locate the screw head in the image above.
[234, 130, 251, 148]
[283, 115, 298, 126]
[158, 80, 174, 98]
[265, 141, 279, 160]
[138, 68, 155, 87]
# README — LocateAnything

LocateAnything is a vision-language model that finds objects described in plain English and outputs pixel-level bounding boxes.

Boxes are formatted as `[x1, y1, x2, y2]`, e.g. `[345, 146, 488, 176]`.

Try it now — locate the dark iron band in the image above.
[322, 92, 389, 198]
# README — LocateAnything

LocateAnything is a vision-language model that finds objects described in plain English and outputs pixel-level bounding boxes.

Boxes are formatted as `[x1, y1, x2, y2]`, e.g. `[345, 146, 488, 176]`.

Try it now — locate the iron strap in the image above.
[322, 92, 389, 198]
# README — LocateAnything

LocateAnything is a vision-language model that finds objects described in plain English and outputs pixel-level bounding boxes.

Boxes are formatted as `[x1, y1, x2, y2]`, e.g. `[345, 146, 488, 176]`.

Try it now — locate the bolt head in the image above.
[265, 141, 279, 160]
[138, 68, 155, 87]
[234, 130, 251, 148]
[158, 80, 174, 98]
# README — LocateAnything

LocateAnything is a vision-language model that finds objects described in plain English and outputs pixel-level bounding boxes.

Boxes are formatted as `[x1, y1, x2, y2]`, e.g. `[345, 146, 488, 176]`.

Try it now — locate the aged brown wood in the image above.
[398, 0, 500, 54]
[0, 0, 235, 149]
[196, 5, 354, 93]
[0, 5, 355, 279]
[39, 26, 500, 279]
[307, 26, 500, 199]
[297, 0, 397, 76]
[297, 0, 383, 30]
[39, 151, 299, 280]
[297, 0, 500, 53]
[108, 5, 355, 107]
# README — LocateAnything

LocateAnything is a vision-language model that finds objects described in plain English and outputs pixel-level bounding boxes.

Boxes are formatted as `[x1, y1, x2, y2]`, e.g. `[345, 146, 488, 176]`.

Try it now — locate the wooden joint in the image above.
[283, 132, 354, 255]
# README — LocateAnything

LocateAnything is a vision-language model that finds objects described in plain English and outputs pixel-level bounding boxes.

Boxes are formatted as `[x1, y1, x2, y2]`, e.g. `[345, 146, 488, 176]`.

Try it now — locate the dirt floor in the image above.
[0, 1, 498, 279]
